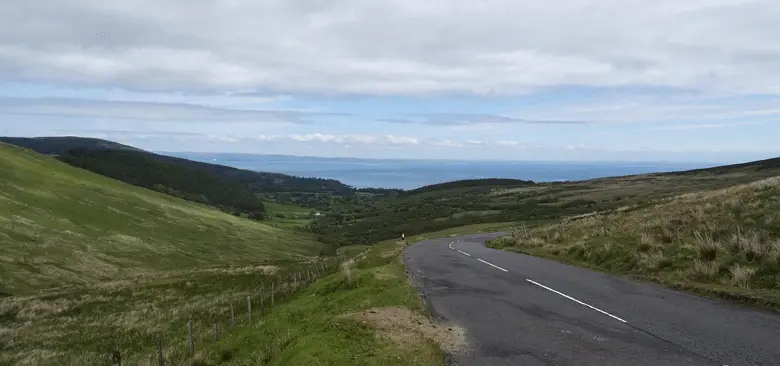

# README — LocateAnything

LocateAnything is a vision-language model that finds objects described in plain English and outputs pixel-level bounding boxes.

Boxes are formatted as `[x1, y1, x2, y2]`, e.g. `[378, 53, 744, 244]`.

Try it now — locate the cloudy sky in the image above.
[2, 0, 780, 161]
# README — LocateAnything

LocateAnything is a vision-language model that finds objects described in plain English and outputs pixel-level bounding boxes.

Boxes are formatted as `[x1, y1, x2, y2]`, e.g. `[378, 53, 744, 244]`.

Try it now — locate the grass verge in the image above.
[195, 240, 455, 365]
[488, 176, 780, 312]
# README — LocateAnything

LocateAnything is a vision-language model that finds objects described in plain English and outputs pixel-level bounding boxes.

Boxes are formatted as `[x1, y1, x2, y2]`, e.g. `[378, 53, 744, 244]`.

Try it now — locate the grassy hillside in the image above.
[314, 159, 780, 246]
[490, 175, 780, 309]
[0, 143, 322, 295]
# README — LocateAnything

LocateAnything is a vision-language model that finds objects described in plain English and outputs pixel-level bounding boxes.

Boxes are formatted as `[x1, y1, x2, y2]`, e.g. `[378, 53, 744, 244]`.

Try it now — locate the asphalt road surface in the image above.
[403, 233, 780, 366]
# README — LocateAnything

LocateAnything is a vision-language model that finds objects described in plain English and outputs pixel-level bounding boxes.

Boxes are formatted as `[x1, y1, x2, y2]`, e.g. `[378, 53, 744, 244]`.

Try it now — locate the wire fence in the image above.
[108, 255, 347, 366]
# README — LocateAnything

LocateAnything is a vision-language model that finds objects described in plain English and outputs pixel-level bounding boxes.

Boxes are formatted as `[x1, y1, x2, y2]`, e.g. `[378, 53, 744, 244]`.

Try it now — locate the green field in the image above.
[0, 143, 322, 295]
[262, 201, 314, 229]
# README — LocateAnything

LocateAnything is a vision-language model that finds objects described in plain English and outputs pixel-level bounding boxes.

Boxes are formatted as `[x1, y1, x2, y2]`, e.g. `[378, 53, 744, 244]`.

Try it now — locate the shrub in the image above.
[690, 259, 719, 281]
[729, 264, 756, 288]
[693, 231, 720, 261]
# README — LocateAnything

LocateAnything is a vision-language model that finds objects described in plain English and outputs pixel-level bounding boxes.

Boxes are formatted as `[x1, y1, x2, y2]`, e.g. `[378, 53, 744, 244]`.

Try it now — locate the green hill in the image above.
[0, 143, 322, 295]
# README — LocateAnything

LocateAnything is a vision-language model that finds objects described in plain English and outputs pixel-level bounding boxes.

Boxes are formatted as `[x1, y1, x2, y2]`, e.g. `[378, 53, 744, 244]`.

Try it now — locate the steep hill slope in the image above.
[0, 143, 322, 295]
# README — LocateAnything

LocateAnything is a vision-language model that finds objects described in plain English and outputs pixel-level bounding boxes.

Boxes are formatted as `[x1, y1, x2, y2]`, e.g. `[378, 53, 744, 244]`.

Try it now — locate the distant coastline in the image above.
[163, 152, 723, 190]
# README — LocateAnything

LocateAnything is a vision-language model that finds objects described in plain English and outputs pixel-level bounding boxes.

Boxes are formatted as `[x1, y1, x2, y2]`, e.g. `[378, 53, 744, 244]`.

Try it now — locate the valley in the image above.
[3, 137, 780, 365]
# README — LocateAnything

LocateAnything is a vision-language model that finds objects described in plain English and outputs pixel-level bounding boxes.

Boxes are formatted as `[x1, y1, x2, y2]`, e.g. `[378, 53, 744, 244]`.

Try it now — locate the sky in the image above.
[2, 0, 780, 162]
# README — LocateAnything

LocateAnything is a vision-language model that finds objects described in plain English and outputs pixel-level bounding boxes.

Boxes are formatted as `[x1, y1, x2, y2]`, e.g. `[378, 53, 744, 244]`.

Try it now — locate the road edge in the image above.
[402, 241, 463, 366]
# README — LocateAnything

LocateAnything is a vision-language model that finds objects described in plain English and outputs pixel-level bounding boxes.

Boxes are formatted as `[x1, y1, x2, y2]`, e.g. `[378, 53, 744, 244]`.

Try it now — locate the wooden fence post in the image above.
[187, 317, 194, 358]
[247, 296, 252, 326]
[111, 350, 121, 366]
[230, 303, 235, 327]
[212, 312, 219, 341]
[260, 287, 264, 313]
[156, 332, 164, 366]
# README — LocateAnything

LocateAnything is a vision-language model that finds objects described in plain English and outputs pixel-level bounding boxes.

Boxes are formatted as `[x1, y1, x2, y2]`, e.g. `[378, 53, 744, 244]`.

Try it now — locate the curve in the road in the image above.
[405, 233, 780, 366]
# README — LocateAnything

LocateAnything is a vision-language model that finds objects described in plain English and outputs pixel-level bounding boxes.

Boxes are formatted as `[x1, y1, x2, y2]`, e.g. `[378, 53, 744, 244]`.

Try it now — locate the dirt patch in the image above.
[343, 306, 466, 354]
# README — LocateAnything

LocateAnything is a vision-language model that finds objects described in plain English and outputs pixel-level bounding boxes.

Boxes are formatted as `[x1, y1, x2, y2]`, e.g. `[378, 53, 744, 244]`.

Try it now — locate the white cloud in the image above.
[646, 121, 766, 131]
[288, 133, 421, 146]
[511, 93, 780, 125]
[429, 140, 466, 148]
[0, 97, 336, 123]
[73, 130, 517, 149]
[2, 0, 780, 95]
[385, 135, 419, 145]
[254, 134, 282, 141]
[495, 140, 521, 147]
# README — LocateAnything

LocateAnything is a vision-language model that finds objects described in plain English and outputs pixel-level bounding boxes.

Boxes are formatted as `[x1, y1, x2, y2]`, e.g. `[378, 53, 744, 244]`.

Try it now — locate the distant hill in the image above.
[148, 153, 355, 195]
[657, 156, 780, 176]
[0, 136, 142, 155]
[406, 178, 535, 195]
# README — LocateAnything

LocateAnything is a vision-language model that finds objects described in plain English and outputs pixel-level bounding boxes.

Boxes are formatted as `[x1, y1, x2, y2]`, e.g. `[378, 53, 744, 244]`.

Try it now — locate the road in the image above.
[403, 233, 780, 366]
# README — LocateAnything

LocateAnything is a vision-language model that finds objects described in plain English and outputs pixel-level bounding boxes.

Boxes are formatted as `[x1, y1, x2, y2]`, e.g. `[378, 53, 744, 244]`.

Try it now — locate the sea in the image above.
[164, 152, 723, 190]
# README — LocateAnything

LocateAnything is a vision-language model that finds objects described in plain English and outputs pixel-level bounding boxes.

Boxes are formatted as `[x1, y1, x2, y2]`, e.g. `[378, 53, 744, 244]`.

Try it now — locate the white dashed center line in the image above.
[477, 258, 509, 272]
[526, 279, 627, 323]
[446, 238, 626, 323]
